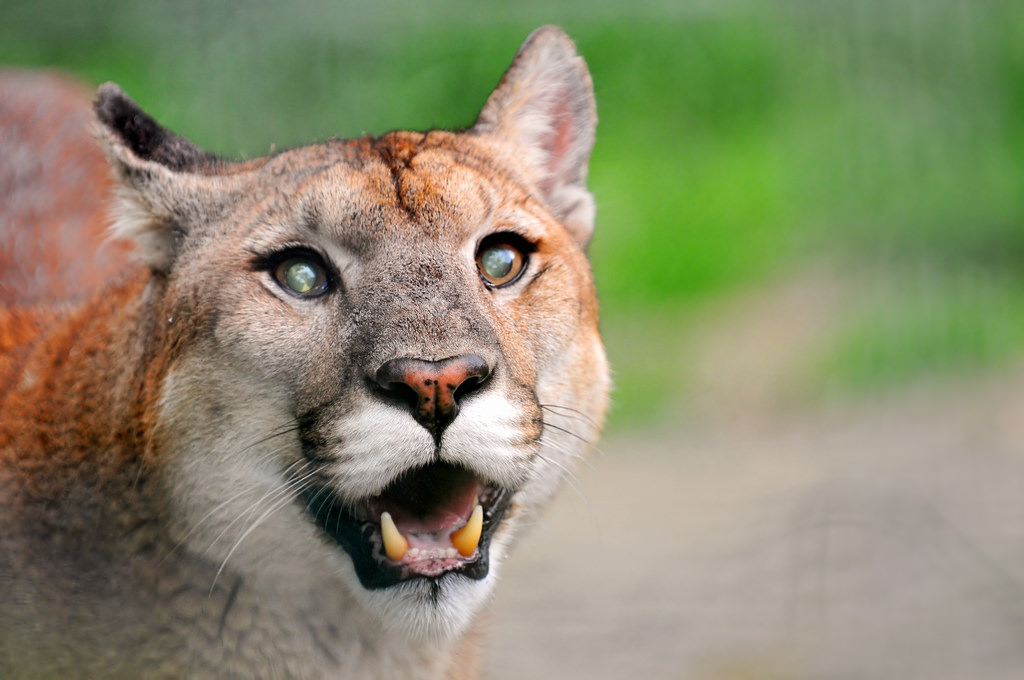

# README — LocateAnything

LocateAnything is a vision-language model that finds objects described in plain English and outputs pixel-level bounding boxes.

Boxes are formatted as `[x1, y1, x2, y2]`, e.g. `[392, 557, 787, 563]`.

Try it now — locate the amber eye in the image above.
[476, 236, 528, 287]
[273, 254, 330, 298]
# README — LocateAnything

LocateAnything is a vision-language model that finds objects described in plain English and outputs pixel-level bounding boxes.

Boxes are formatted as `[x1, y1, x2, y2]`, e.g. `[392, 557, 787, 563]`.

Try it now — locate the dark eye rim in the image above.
[252, 247, 336, 299]
[475, 232, 535, 289]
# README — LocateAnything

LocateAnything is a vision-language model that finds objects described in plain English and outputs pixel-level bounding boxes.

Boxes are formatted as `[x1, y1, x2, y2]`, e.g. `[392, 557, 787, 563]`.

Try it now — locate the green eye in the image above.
[273, 255, 330, 297]
[476, 239, 527, 287]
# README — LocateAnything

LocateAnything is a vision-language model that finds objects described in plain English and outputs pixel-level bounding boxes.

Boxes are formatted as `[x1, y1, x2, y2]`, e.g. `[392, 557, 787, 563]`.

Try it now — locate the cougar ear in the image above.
[94, 83, 223, 271]
[474, 26, 597, 247]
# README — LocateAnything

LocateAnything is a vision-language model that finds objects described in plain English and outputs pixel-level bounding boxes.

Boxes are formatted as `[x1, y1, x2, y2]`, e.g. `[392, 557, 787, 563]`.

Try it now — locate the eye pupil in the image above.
[271, 253, 329, 298]
[476, 237, 527, 287]
[481, 247, 515, 280]
[286, 262, 319, 293]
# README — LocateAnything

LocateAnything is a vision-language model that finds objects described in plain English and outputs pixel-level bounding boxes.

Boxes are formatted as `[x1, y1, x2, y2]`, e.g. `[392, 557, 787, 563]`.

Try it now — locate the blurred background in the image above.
[3, 0, 1023, 677]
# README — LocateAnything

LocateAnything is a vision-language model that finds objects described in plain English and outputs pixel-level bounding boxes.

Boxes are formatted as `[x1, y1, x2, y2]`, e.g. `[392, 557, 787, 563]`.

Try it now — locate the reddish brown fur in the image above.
[0, 277, 161, 493]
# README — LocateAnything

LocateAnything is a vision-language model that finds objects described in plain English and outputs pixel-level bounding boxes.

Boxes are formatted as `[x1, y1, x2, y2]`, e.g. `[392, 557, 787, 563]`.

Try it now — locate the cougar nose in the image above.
[373, 354, 492, 439]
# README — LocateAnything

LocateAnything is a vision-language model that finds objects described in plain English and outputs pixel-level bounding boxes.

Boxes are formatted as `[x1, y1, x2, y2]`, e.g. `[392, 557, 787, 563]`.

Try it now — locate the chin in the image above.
[351, 568, 500, 642]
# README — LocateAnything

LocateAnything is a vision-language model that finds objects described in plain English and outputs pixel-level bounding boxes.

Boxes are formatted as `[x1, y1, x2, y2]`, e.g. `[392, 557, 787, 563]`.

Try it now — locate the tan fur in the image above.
[0, 27, 608, 679]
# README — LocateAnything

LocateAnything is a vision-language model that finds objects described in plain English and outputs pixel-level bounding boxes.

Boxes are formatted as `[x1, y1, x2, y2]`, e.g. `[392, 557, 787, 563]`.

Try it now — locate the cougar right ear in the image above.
[473, 27, 597, 247]
[94, 83, 224, 272]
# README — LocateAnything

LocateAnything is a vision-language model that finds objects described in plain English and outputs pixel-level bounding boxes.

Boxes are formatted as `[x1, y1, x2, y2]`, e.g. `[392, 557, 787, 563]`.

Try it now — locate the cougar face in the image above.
[101, 31, 609, 642]
[0, 27, 607, 675]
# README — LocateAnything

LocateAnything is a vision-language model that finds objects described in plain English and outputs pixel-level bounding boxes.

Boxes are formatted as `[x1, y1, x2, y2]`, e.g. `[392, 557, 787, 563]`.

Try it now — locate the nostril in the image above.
[450, 353, 490, 393]
[377, 376, 421, 412]
[452, 358, 490, 403]
[371, 354, 492, 438]
[453, 374, 484, 402]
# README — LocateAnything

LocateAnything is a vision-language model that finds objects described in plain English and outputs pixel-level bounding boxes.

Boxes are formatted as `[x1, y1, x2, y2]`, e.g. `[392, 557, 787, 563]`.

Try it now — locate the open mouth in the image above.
[298, 462, 513, 590]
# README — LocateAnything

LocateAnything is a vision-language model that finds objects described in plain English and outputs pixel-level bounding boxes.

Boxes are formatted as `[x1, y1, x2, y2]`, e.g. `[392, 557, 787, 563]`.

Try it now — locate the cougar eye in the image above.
[272, 253, 330, 298]
[476, 235, 529, 288]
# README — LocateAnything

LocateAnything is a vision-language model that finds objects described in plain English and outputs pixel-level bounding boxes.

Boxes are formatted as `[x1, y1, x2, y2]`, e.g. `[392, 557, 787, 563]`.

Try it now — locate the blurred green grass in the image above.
[812, 266, 1024, 395]
[2, 0, 1022, 428]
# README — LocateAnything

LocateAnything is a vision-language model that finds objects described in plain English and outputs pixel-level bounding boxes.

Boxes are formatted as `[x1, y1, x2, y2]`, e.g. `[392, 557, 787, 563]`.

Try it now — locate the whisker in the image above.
[540, 419, 593, 446]
[161, 422, 307, 563]
[539, 435, 594, 470]
[238, 421, 304, 455]
[302, 482, 333, 516]
[535, 444, 590, 512]
[209, 466, 322, 592]
[536, 438, 593, 497]
[537, 440, 603, 542]
[201, 460, 314, 559]
[161, 481, 265, 566]
[539, 403, 598, 428]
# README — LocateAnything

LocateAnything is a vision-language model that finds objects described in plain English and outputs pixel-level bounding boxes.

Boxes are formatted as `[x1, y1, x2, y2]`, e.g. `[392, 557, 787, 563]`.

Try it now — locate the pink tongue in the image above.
[367, 466, 480, 535]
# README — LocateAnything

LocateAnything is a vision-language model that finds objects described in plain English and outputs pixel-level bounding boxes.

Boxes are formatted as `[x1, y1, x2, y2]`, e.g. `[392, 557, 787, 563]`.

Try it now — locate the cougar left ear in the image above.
[94, 83, 223, 272]
[473, 26, 597, 247]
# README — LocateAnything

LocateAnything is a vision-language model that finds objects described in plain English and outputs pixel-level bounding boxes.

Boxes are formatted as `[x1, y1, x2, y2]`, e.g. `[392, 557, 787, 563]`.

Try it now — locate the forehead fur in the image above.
[250, 130, 539, 247]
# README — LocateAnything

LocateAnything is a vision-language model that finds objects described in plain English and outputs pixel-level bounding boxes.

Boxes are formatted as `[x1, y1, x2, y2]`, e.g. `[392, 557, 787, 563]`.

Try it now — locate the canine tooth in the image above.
[450, 504, 483, 557]
[380, 512, 409, 561]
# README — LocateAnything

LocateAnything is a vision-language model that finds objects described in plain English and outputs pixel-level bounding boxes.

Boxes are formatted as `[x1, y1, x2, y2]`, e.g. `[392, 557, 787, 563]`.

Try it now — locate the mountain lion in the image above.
[0, 26, 608, 679]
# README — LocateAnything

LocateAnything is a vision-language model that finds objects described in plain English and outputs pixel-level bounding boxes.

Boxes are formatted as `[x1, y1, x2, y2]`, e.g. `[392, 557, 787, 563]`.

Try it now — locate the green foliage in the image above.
[815, 269, 1024, 394]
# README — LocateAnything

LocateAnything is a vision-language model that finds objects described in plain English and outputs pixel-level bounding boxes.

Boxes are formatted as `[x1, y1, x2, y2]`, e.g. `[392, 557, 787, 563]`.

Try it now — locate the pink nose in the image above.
[373, 354, 491, 439]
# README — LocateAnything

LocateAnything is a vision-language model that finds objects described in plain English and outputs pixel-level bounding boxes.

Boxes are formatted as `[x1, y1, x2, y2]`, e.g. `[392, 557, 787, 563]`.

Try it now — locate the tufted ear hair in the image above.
[93, 83, 225, 272]
[473, 26, 598, 247]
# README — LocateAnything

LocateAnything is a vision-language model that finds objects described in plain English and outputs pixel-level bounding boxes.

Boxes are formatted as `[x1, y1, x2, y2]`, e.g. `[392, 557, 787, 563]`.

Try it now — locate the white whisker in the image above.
[200, 459, 313, 559]
[539, 403, 598, 428]
[162, 424, 307, 564]
[535, 445, 590, 512]
[209, 466, 322, 592]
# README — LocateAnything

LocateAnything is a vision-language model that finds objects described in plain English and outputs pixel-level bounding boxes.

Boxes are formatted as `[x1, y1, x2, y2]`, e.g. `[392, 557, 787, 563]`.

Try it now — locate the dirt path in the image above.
[485, 278, 1024, 679]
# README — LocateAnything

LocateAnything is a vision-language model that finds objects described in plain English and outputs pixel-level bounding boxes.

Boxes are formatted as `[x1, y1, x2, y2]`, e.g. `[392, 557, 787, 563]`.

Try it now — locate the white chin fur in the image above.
[350, 570, 499, 642]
